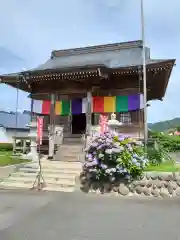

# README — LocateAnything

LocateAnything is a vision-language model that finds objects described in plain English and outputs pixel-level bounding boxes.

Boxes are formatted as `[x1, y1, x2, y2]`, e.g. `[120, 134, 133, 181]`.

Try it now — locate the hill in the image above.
[148, 118, 180, 132]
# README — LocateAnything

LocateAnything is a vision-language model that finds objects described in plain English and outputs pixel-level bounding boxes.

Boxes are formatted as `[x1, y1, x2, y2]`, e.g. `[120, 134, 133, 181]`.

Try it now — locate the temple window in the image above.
[119, 112, 131, 124]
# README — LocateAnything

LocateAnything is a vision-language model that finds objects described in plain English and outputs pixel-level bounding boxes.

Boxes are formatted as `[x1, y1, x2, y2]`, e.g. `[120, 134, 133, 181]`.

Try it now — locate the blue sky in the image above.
[0, 0, 179, 123]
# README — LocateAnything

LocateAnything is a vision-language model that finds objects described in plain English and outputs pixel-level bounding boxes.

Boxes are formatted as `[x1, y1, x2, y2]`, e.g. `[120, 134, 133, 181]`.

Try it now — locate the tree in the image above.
[176, 125, 180, 132]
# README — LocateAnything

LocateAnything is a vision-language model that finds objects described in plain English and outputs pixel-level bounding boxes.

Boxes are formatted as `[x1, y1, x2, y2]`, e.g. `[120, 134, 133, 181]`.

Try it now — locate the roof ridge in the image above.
[51, 40, 143, 58]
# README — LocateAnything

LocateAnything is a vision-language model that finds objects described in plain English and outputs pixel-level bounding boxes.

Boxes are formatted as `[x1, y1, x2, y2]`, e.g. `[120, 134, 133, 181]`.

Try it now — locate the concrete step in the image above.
[2, 176, 75, 187]
[0, 182, 33, 189]
[63, 133, 82, 138]
[59, 144, 83, 149]
[63, 138, 82, 144]
[22, 161, 81, 169]
[42, 162, 81, 169]
[43, 186, 74, 192]
[0, 182, 75, 192]
[19, 167, 81, 175]
[57, 149, 83, 155]
[18, 167, 39, 174]
[0, 158, 82, 193]
[11, 172, 76, 180]
[54, 154, 79, 162]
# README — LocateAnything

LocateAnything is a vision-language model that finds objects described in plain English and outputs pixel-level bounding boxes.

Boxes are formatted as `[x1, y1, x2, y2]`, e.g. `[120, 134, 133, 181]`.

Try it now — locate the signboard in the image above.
[37, 117, 43, 145]
[99, 114, 108, 133]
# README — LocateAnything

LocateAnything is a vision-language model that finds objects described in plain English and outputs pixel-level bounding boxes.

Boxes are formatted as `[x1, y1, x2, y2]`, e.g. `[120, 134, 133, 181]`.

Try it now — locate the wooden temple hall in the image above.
[0, 40, 175, 158]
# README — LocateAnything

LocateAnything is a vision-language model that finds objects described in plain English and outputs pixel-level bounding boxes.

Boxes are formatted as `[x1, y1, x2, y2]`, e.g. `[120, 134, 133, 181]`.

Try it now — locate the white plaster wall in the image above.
[0, 127, 9, 143]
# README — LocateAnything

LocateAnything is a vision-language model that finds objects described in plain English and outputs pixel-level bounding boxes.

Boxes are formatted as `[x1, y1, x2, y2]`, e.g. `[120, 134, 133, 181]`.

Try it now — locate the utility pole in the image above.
[141, 0, 148, 146]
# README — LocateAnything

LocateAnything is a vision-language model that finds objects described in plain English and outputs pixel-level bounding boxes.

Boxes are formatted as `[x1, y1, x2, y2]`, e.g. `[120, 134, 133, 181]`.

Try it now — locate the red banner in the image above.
[37, 117, 43, 145]
[99, 114, 108, 133]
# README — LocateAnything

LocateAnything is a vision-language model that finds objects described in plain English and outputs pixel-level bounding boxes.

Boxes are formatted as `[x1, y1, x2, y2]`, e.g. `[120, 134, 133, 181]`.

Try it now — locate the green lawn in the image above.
[145, 160, 180, 172]
[0, 152, 30, 166]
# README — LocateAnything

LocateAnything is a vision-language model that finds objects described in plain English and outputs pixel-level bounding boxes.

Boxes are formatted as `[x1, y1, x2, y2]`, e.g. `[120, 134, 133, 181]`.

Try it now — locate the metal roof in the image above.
[0, 112, 30, 129]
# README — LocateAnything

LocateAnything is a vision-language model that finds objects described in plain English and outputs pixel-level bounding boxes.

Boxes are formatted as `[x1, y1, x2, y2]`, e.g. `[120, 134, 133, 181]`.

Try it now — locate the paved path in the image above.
[169, 152, 180, 163]
[0, 190, 180, 239]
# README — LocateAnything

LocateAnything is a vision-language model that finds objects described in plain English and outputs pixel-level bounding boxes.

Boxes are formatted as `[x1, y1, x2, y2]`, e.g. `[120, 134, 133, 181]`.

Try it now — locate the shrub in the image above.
[147, 140, 172, 166]
[0, 143, 13, 151]
[149, 132, 180, 152]
[83, 132, 148, 182]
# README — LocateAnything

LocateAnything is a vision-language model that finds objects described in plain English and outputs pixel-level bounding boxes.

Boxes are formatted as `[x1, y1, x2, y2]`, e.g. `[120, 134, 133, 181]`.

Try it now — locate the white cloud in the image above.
[0, 0, 179, 122]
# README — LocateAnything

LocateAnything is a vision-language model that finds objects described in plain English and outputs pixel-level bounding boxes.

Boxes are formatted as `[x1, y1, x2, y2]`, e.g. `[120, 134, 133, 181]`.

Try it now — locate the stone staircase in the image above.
[0, 135, 84, 192]
[54, 133, 84, 162]
[0, 160, 82, 192]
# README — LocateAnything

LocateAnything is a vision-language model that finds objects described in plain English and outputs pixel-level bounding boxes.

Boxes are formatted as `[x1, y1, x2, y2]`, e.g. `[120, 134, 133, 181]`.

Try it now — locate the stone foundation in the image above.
[80, 172, 180, 198]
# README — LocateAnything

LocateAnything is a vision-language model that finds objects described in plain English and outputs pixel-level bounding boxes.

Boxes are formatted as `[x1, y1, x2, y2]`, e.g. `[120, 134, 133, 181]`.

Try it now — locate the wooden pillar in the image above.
[23, 140, 26, 154]
[12, 138, 16, 154]
[30, 98, 34, 122]
[48, 93, 56, 160]
[86, 92, 92, 135]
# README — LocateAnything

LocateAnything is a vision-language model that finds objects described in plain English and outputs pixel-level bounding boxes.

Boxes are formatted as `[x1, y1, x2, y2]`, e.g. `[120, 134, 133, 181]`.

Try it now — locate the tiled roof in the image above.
[0, 111, 30, 129]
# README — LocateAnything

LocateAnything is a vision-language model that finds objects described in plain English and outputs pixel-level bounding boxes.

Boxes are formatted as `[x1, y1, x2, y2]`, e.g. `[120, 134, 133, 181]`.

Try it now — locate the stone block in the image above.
[158, 172, 173, 181]
[168, 181, 177, 190]
[146, 181, 152, 188]
[103, 183, 112, 193]
[151, 189, 160, 197]
[128, 184, 135, 193]
[163, 173, 174, 181]
[160, 188, 170, 198]
[118, 183, 129, 196]
[135, 186, 144, 194]
[146, 172, 159, 180]
[152, 179, 163, 188]
[143, 187, 151, 196]
[176, 187, 180, 196]
[176, 180, 180, 187]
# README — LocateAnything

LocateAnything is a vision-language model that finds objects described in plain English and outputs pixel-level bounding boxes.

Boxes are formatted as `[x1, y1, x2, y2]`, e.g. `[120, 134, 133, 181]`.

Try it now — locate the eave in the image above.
[0, 59, 175, 101]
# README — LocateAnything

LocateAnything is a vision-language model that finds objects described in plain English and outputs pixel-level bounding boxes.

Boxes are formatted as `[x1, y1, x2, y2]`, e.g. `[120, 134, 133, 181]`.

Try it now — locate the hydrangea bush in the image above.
[83, 132, 149, 182]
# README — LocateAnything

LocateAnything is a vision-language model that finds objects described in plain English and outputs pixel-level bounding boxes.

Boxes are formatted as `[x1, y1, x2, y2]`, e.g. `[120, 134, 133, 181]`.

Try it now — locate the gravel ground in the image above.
[0, 190, 180, 239]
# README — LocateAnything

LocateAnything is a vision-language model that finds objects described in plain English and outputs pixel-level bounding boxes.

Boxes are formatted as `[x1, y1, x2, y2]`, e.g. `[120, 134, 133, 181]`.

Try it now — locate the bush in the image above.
[83, 132, 148, 182]
[149, 132, 180, 152]
[0, 143, 13, 151]
[147, 141, 172, 165]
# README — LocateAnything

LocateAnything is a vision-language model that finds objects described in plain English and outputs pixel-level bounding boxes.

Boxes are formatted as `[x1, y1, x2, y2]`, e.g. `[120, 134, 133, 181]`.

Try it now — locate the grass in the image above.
[145, 160, 180, 172]
[0, 151, 30, 167]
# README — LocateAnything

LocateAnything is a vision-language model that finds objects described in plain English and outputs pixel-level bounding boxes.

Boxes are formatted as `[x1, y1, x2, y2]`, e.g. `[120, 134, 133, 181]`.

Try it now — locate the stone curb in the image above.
[80, 171, 180, 198]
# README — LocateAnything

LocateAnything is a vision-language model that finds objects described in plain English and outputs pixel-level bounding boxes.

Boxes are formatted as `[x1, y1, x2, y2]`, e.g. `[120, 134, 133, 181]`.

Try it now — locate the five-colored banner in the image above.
[33, 94, 144, 115]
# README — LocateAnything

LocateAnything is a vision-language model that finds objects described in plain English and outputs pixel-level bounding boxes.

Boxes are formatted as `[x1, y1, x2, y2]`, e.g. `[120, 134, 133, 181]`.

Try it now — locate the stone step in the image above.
[23, 161, 81, 169]
[42, 163, 81, 169]
[19, 167, 81, 175]
[63, 138, 82, 144]
[2, 176, 75, 187]
[0, 182, 33, 189]
[18, 167, 39, 173]
[43, 186, 74, 192]
[63, 133, 82, 138]
[57, 149, 83, 155]
[54, 154, 79, 162]
[11, 172, 76, 180]
[60, 144, 83, 149]
[0, 182, 75, 192]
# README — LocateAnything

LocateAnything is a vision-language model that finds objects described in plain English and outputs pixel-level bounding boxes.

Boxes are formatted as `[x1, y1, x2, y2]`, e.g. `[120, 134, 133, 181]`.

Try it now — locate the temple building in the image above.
[0, 40, 175, 159]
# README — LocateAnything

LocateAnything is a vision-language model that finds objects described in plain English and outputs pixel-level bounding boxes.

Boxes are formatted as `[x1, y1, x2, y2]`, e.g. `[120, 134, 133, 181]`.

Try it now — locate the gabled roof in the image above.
[0, 111, 30, 129]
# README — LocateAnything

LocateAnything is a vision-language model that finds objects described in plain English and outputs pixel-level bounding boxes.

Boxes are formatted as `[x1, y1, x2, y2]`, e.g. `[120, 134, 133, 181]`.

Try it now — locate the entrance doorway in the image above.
[71, 113, 86, 134]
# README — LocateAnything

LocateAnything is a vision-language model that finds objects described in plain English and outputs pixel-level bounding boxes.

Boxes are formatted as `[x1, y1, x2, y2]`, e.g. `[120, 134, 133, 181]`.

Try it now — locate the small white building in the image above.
[0, 111, 30, 143]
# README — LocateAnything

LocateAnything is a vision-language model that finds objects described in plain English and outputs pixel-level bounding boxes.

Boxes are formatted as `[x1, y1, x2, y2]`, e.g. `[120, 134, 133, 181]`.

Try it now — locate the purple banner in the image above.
[128, 95, 140, 111]
[71, 99, 82, 114]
